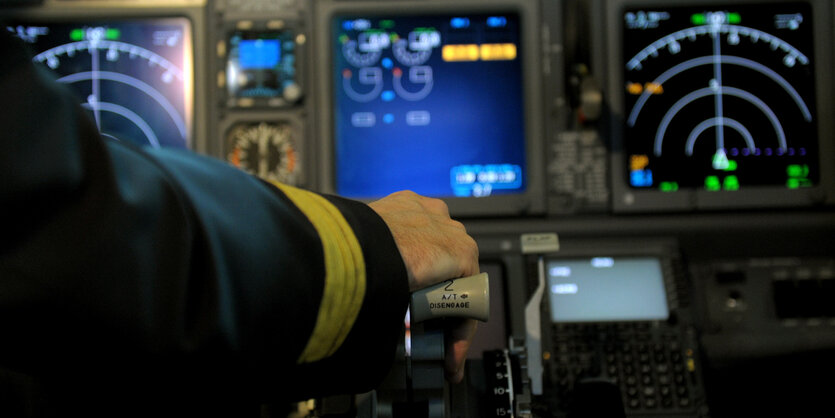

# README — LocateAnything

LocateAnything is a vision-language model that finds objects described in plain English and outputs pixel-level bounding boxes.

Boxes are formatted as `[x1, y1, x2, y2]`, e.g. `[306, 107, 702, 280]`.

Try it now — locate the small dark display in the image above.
[226, 30, 298, 100]
[332, 13, 527, 198]
[622, 3, 818, 192]
[7, 19, 192, 148]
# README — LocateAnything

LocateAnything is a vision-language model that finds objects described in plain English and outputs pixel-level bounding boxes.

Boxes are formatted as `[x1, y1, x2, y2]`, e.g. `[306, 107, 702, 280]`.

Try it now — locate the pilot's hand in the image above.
[369, 190, 480, 383]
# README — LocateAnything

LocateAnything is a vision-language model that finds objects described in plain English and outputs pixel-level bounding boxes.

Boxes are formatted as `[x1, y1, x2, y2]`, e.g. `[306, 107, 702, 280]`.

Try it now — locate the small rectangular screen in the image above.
[227, 30, 298, 100]
[332, 13, 527, 198]
[6, 19, 193, 149]
[622, 3, 818, 192]
[239, 39, 280, 69]
[546, 257, 669, 323]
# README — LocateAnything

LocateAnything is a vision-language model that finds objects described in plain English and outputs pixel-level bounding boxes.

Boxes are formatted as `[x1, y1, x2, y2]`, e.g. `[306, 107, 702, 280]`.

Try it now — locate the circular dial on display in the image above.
[623, 5, 818, 191]
[391, 28, 440, 67]
[340, 28, 389, 68]
[225, 122, 299, 185]
[9, 21, 191, 149]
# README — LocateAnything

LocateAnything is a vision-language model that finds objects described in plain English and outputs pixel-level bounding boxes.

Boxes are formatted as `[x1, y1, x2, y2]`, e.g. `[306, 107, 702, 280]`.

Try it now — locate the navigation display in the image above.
[622, 3, 818, 192]
[546, 257, 669, 323]
[332, 13, 526, 198]
[7, 19, 193, 148]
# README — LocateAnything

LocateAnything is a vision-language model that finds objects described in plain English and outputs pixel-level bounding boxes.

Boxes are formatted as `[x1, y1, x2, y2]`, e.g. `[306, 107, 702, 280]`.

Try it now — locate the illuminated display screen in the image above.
[239, 39, 280, 69]
[546, 257, 669, 323]
[227, 30, 299, 100]
[622, 3, 818, 192]
[332, 13, 526, 198]
[7, 19, 192, 149]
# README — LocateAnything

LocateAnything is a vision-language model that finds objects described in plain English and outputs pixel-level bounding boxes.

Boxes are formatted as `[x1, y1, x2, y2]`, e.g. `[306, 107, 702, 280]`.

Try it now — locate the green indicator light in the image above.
[660, 182, 679, 192]
[339, 34, 349, 43]
[787, 179, 800, 189]
[728, 12, 741, 24]
[70, 29, 84, 41]
[725, 160, 738, 171]
[723, 175, 740, 191]
[106, 28, 120, 40]
[691, 13, 707, 25]
[380, 20, 395, 29]
[705, 176, 721, 191]
[787, 164, 802, 178]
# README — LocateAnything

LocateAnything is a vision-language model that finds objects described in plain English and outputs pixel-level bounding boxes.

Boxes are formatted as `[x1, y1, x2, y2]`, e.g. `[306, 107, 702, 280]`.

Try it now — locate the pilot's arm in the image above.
[0, 31, 477, 410]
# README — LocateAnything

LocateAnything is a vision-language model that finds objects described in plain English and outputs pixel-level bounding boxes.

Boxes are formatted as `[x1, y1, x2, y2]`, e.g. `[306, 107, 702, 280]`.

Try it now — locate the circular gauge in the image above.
[341, 39, 381, 67]
[340, 29, 390, 68]
[623, 5, 818, 191]
[391, 28, 440, 66]
[225, 122, 299, 185]
[392, 37, 431, 66]
[14, 20, 191, 149]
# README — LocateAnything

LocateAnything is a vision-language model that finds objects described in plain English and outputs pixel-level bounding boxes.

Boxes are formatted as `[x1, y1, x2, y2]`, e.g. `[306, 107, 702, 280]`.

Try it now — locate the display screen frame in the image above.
[221, 22, 305, 109]
[313, 0, 546, 217]
[0, 4, 206, 153]
[539, 238, 681, 325]
[546, 257, 670, 323]
[602, 0, 835, 213]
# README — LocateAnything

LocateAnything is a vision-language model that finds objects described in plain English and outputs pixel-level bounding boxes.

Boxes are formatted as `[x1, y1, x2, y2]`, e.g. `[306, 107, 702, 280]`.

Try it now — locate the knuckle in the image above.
[422, 196, 449, 214]
[448, 219, 466, 231]
[394, 190, 418, 198]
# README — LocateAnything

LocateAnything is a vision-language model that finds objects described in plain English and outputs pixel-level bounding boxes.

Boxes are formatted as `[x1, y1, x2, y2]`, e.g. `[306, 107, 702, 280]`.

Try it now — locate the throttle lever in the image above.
[409, 273, 490, 323]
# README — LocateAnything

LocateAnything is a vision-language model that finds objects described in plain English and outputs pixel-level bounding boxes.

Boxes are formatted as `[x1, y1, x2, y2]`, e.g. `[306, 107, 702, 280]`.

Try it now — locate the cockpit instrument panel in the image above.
[606, 0, 833, 212]
[314, 0, 547, 217]
[7, 19, 193, 149]
[225, 29, 301, 107]
[623, 4, 817, 192]
[332, 13, 526, 199]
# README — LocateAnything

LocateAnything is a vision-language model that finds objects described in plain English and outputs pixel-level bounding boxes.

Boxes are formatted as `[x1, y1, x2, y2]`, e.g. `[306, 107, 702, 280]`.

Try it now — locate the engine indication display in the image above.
[332, 13, 527, 199]
[623, 3, 818, 192]
[7, 19, 192, 149]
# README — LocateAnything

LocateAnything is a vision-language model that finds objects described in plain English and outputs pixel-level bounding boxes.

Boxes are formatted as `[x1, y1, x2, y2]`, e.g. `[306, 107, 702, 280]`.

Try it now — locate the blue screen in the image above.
[239, 39, 280, 69]
[333, 13, 527, 198]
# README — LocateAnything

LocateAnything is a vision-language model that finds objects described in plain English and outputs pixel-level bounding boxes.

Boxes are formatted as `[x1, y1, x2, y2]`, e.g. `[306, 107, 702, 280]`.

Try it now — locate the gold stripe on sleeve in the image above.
[270, 182, 367, 363]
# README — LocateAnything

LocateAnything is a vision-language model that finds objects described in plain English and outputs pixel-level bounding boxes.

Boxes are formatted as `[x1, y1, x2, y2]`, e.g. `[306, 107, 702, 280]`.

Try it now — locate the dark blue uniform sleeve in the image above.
[0, 32, 409, 412]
